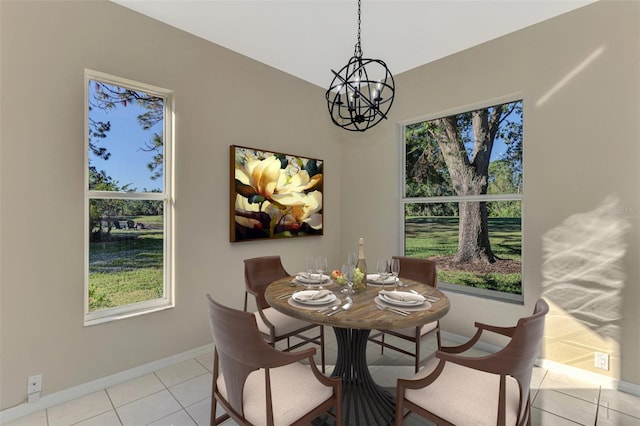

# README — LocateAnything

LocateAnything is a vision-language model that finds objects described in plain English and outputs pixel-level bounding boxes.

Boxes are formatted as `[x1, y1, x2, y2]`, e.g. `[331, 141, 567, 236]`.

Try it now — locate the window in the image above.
[402, 99, 523, 302]
[84, 70, 173, 325]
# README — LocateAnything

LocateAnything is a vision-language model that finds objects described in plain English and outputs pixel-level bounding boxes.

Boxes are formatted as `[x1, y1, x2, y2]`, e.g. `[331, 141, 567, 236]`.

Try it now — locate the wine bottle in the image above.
[355, 237, 367, 291]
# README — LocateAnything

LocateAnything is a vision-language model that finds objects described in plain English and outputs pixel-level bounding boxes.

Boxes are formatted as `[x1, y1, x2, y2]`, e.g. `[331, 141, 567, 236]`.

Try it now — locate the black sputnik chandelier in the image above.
[325, 0, 395, 132]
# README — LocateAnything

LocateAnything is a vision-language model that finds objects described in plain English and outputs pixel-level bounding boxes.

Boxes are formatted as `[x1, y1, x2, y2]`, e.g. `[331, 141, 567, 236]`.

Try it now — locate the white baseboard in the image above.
[0, 344, 214, 425]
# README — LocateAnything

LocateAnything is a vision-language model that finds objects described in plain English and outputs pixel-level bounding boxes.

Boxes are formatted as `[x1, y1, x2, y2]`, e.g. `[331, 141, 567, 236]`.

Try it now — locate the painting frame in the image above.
[230, 145, 324, 242]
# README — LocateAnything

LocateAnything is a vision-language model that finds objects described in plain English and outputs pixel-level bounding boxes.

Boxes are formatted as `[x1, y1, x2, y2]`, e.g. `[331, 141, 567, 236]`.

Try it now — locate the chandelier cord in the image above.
[354, 0, 363, 58]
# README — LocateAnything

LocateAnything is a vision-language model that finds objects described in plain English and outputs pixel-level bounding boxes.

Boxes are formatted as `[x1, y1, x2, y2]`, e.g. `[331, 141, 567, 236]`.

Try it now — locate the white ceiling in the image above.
[112, 0, 597, 89]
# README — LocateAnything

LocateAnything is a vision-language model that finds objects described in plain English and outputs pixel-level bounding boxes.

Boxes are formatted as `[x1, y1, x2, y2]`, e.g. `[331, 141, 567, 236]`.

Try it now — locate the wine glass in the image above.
[347, 251, 358, 269]
[315, 256, 327, 286]
[390, 258, 400, 290]
[306, 256, 316, 289]
[377, 259, 389, 289]
[345, 264, 355, 297]
[340, 263, 350, 294]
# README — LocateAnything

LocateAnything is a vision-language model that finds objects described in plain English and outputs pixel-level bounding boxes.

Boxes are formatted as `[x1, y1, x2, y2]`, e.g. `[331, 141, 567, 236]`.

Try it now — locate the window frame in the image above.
[83, 69, 174, 326]
[400, 98, 524, 304]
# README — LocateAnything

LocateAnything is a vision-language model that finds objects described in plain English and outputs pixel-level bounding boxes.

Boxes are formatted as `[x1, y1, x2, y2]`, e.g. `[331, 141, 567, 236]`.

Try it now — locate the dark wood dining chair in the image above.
[368, 256, 441, 373]
[395, 298, 549, 426]
[206, 295, 343, 426]
[243, 255, 325, 372]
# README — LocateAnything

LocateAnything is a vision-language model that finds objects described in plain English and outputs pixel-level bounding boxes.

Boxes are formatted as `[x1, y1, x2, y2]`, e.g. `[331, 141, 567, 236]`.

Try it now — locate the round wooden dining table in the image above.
[265, 276, 450, 425]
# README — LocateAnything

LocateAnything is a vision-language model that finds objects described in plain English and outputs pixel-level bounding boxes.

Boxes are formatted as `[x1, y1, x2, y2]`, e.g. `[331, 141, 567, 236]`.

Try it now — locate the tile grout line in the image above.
[103, 389, 123, 426]
[593, 386, 601, 426]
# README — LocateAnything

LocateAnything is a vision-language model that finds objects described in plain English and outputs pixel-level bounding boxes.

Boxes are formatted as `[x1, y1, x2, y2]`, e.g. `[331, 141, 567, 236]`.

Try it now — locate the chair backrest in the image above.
[206, 294, 292, 417]
[392, 256, 437, 287]
[244, 256, 289, 310]
[494, 299, 549, 424]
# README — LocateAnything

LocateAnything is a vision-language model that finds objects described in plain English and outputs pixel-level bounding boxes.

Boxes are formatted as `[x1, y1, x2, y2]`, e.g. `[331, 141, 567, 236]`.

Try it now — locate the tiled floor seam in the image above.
[103, 390, 123, 426]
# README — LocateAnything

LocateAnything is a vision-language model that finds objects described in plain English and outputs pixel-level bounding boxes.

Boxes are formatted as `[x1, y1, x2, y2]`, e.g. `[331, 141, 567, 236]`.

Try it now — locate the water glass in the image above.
[377, 259, 389, 288]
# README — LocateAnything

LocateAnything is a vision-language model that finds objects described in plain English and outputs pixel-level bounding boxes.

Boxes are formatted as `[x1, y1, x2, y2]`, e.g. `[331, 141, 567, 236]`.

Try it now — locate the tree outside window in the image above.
[403, 99, 522, 298]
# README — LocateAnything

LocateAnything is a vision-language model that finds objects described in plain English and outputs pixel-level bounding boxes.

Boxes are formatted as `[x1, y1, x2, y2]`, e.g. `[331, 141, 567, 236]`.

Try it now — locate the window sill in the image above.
[84, 299, 174, 327]
[438, 282, 524, 305]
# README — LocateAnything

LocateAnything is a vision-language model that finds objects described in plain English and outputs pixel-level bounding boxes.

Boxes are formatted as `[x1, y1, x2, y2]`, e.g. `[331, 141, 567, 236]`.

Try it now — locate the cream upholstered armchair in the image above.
[395, 299, 549, 426]
[207, 294, 342, 425]
[243, 255, 325, 372]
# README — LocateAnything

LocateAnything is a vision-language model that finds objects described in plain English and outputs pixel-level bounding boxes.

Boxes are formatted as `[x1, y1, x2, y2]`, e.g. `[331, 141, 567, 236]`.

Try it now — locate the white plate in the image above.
[379, 293, 425, 307]
[295, 273, 330, 284]
[367, 274, 396, 285]
[292, 290, 336, 305]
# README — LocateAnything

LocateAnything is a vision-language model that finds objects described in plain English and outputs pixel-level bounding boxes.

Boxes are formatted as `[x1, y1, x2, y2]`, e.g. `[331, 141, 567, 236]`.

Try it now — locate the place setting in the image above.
[374, 289, 432, 312]
[367, 258, 404, 287]
[287, 289, 339, 310]
[291, 256, 332, 287]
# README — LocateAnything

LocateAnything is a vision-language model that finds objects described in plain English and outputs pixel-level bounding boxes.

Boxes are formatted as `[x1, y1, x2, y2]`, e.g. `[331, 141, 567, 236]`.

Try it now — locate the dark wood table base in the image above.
[333, 327, 395, 425]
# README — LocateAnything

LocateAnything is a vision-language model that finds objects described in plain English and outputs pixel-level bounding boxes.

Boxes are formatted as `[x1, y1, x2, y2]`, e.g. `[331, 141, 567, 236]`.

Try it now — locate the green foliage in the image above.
[88, 282, 113, 310]
[88, 229, 163, 311]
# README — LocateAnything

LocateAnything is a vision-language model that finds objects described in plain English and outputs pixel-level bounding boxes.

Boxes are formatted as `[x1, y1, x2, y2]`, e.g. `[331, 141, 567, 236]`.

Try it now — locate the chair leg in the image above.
[380, 333, 385, 355]
[320, 326, 326, 374]
[210, 394, 216, 426]
[415, 335, 420, 374]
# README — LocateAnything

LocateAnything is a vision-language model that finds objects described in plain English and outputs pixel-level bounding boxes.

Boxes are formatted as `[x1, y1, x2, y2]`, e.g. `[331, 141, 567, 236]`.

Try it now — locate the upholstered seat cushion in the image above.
[390, 321, 438, 338]
[217, 362, 334, 425]
[405, 358, 520, 425]
[254, 307, 314, 337]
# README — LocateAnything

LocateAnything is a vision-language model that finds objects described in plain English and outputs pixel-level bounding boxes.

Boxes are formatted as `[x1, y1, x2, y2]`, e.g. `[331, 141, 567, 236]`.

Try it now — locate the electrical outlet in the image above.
[27, 374, 42, 394]
[594, 352, 609, 370]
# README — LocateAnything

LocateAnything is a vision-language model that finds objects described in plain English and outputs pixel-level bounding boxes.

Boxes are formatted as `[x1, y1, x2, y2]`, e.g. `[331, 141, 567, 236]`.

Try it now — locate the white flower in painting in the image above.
[266, 190, 323, 230]
[236, 155, 321, 208]
[234, 194, 264, 230]
[235, 155, 281, 201]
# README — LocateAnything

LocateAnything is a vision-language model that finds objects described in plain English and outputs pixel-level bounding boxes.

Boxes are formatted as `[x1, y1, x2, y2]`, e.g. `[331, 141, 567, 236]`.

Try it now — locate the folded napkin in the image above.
[379, 290, 425, 303]
[296, 273, 326, 283]
[294, 289, 332, 301]
[367, 274, 395, 284]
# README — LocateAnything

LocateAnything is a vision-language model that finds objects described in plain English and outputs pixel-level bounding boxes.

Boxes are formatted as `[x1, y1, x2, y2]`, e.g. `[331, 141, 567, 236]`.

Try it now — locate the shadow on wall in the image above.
[542, 195, 629, 342]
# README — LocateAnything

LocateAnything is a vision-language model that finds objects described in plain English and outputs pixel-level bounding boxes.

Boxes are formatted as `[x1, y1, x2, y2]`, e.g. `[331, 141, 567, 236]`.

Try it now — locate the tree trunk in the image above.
[432, 109, 501, 264]
[455, 201, 494, 263]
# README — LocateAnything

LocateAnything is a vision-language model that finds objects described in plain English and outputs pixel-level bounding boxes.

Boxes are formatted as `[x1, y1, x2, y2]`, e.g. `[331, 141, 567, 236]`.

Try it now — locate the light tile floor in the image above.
[4, 334, 640, 426]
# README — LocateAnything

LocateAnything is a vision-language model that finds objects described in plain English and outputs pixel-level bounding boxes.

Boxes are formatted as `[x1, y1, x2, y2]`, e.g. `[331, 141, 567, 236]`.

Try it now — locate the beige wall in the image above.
[0, 0, 342, 410]
[340, 0, 640, 389]
[1, 0, 639, 414]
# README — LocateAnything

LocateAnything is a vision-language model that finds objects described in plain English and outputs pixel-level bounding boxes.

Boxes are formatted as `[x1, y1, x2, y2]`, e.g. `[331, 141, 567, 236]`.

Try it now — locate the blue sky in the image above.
[89, 85, 163, 192]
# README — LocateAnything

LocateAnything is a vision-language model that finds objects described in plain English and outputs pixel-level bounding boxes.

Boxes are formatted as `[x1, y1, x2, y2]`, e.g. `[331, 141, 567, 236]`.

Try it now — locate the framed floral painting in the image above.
[230, 145, 324, 242]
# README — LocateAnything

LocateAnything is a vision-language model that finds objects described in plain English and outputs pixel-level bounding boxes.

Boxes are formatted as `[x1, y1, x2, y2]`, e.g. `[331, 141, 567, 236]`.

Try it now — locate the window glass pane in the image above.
[88, 199, 164, 312]
[403, 99, 523, 300]
[405, 201, 522, 295]
[88, 80, 164, 192]
[404, 100, 522, 198]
